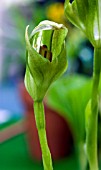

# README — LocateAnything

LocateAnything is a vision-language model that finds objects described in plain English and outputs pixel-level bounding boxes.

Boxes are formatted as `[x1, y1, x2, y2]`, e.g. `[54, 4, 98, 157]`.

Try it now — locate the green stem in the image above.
[78, 142, 87, 170]
[86, 48, 101, 170]
[34, 101, 53, 170]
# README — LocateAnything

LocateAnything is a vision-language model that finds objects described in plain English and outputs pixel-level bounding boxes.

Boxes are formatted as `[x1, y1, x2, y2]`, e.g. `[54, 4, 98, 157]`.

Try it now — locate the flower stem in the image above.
[86, 48, 101, 170]
[78, 142, 87, 170]
[34, 101, 53, 170]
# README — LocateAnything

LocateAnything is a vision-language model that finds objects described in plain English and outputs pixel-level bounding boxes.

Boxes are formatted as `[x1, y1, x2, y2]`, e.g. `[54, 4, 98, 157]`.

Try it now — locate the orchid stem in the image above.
[34, 101, 53, 170]
[86, 48, 101, 170]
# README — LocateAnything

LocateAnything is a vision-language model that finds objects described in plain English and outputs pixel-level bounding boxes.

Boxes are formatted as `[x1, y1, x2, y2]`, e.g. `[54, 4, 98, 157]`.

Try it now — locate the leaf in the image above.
[47, 75, 92, 142]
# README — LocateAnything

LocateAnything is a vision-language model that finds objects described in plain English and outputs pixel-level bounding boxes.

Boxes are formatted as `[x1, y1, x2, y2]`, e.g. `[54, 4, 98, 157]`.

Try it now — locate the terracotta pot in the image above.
[19, 81, 73, 160]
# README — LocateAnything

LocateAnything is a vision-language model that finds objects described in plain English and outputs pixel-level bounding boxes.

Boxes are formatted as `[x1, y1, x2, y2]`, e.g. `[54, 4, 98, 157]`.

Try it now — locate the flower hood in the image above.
[24, 20, 68, 101]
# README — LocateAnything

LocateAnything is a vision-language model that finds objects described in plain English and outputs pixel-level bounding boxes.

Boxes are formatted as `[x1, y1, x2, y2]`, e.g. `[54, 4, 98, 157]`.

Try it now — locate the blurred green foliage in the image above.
[47, 74, 92, 143]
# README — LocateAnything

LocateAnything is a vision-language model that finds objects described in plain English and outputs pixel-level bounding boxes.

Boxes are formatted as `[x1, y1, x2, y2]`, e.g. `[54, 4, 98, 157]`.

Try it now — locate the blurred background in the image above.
[0, 0, 101, 170]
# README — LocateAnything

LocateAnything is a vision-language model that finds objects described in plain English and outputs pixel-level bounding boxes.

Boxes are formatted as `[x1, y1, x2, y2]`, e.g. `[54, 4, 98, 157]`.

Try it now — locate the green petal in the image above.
[52, 28, 68, 60]
[76, 0, 88, 25]
[51, 45, 68, 82]
[64, 0, 82, 29]
[65, 0, 101, 47]
[25, 25, 50, 86]
[24, 66, 36, 100]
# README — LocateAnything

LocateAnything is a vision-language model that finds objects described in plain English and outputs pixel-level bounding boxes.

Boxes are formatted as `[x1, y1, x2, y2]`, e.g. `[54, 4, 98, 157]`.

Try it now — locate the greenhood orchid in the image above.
[25, 20, 68, 102]
[64, 0, 101, 48]
[24, 20, 68, 170]
[65, 1, 101, 170]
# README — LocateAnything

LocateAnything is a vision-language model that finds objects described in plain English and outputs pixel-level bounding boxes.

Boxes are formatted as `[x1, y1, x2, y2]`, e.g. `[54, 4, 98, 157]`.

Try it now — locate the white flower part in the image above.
[93, 14, 99, 40]
[39, 20, 64, 29]
[93, 0, 101, 41]
[33, 31, 42, 52]
[98, 0, 101, 40]
[30, 20, 65, 38]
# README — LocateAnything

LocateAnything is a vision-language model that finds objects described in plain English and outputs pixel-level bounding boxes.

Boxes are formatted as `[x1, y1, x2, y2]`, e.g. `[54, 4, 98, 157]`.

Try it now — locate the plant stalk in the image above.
[86, 48, 101, 170]
[34, 101, 53, 170]
[78, 142, 87, 170]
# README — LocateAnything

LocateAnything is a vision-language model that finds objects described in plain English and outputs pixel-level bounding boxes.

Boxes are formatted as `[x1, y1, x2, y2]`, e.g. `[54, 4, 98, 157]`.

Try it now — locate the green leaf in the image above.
[47, 75, 92, 142]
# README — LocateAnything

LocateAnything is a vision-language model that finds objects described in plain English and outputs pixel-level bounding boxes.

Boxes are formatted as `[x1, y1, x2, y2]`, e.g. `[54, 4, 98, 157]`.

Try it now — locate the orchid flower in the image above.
[25, 20, 68, 102]
[65, 1, 101, 170]
[24, 20, 68, 170]
[65, 0, 101, 48]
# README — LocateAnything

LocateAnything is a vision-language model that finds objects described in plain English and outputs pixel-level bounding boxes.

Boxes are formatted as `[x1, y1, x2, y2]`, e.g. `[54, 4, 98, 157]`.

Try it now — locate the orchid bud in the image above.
[64, 0, 101, 48]
[25, 20, 68, 101]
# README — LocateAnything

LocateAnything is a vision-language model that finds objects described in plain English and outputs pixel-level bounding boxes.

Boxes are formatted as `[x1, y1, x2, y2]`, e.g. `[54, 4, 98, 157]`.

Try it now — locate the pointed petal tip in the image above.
[25, 25, 29, 35]
[25, 25, 30, 43]
[26, 25, 30, 28]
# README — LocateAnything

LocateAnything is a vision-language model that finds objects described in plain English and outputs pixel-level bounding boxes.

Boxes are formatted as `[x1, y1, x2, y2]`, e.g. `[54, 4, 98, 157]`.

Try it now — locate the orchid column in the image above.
[65, 0, 101, 170]
[24, 20, 68, 170]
